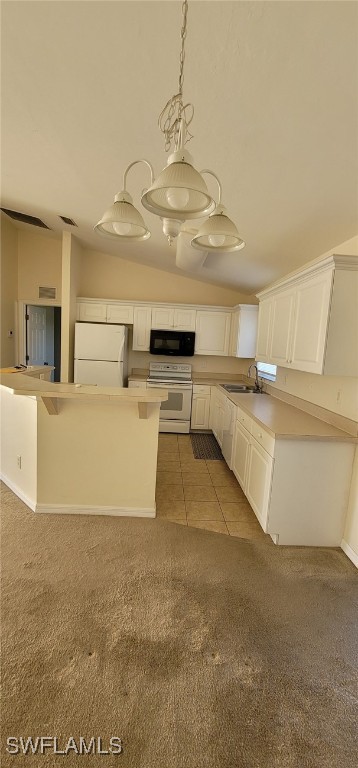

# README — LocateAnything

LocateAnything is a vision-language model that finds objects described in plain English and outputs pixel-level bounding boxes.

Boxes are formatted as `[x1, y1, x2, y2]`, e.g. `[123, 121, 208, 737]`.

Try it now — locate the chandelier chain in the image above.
[158, 0, 194, 153]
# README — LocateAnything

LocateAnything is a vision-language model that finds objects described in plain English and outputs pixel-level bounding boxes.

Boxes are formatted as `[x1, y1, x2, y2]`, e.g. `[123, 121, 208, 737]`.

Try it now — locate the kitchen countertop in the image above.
[127, 371, 356, 441]
[218, 389, 356, 442]
[0, 372, 168, 405]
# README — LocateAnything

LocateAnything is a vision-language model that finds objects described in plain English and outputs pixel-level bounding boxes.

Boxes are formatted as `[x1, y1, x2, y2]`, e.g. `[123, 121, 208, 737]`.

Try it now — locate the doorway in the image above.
[25, 305, 61, 382]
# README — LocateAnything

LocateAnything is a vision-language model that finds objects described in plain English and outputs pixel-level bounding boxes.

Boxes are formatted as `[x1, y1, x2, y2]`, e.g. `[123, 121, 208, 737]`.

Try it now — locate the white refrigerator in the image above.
[74, 322, 128, 386]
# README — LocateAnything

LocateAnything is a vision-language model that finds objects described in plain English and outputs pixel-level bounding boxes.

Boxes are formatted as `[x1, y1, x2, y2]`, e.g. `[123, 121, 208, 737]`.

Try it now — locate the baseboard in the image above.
[0, 473, 36, 511]
[34, 503, 156, 518]
[341, 539, 358, 568]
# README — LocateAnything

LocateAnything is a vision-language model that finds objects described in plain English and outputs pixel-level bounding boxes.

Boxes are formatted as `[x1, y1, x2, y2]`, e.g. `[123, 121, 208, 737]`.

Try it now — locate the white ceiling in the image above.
[1, 0, 358, 293]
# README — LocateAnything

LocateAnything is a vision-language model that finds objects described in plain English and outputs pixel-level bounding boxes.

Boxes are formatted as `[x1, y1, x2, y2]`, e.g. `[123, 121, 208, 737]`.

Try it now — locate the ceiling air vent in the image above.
[39, 286, 56, 300]
[59, 215, 77, 226]
[1, 208, 50, 228]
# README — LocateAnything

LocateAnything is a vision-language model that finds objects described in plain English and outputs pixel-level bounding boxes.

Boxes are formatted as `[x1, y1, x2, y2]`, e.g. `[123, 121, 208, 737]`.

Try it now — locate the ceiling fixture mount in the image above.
[95, 0, 244, 252]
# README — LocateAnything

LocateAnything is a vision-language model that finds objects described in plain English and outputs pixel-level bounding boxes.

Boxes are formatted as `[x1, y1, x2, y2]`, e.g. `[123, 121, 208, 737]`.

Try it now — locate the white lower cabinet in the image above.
[245, 438, 273, 530]
[211, 389, 226, 446]
[191, 386, 211, 429]
[232, 408, 354, 546]
[128, 380, 147, 388]
[132, 307, 152, 351]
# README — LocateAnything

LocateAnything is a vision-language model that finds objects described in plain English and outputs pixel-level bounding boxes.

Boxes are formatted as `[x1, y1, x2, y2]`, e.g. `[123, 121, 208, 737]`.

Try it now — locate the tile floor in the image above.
[156, 434, 272, 542]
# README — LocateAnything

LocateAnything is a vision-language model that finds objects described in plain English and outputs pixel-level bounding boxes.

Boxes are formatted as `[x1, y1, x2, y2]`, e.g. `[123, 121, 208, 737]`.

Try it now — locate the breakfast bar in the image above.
[0, 369, 167, 517]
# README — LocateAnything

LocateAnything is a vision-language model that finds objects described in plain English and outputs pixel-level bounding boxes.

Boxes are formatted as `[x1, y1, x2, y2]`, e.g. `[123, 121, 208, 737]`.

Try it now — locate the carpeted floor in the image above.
[1, 481, 358, 767]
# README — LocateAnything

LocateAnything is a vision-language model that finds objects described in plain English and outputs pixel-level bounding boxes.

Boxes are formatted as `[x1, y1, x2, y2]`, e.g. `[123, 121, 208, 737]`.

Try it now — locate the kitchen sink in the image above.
[222, 384, 256, 393]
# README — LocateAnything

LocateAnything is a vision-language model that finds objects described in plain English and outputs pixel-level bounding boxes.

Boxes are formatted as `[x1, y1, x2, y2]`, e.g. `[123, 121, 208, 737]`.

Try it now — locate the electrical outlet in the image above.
[17, 455, 22, 469]
[200, 361, 207, 369]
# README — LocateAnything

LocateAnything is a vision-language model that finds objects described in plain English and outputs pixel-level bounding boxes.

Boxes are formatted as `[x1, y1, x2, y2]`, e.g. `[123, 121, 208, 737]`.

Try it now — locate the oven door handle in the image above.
[147, 382, 193, 390]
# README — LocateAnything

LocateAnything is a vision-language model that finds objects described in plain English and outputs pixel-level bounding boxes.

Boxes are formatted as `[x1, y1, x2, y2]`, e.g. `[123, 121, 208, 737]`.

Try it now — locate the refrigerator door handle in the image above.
[118, 336, 125, 363]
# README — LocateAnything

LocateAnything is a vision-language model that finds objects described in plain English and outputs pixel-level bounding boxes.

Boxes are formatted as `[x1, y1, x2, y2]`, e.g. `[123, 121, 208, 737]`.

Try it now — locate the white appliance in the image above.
[147, 362, 193, 433]
[74, 322, 128, 386]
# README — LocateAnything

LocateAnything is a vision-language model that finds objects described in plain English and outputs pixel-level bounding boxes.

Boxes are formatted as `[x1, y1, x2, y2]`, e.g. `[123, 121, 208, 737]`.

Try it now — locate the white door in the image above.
[245, 439, 273, 530]
[232, 421, 250, 490]
[151, 306, 174, 329]
[290, 273, 332, 373]
[256, 298, 272, 362]
[191, 395, 210, 429]
[195, 311, 231, 355]
[269, 289, 295, 366]
[78, 302, 107, 323]
[133, 307, 152, 351]
[74, 359, 123, 386]
[75, 323, 125, 361]
[173, 308, 196, 331]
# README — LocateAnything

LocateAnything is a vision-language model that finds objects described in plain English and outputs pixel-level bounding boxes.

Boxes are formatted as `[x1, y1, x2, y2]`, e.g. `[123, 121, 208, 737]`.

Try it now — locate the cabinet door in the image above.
[232, 421, 250, 490]
[195, 311, 231, 356]
[290, 273, 332, 374]
[269, 289, 295, 367]
[209, 388, 218, 430]
[228, 311, 239, 356]
[191, 394, 210, 429]
[246, 439, 273, 530]
[78, 302, 107, 323]
[216, 402, 225, 447]
[255, 299, 272, 362]
[107, 304, 134, 325]
[132, 307, 152, 351]
[128, 380, 147, 388]
[173, 308, 196, 331]
[151, 306, 174, 329]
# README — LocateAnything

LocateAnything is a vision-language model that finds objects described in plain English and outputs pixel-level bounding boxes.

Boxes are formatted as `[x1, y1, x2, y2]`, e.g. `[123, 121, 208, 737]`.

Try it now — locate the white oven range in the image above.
[147, 363, 193, 433]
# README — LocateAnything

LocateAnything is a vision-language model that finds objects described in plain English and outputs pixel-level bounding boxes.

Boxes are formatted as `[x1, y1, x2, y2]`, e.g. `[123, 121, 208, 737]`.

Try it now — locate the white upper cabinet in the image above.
[151, 306, 196, 331]
[107, 304, 134, 325]
[255, 298, 272, 362]
[173, 308, 196, 331]
[256, 255, 358, 376]
[195, 310, 231, 356]
[228, 305, 258, 358]
[132, 307, 152, 351]
[78, 302, 107, 323]
[269, 288, 296, 366]
[151, 306, 174, 329]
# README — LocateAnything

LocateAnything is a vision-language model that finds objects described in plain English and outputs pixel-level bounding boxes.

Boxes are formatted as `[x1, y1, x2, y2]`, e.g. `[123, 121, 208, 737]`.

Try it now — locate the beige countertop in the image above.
[0, 372, 168, 404]
[218, 389, 356, 442]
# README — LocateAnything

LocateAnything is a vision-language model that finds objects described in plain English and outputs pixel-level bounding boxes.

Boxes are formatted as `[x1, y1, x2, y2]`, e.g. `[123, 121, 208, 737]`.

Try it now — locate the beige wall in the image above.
[17, 229, 62, 302]
[343, 448, 358, 563]
[268, 368, 358, 423]
[61, 233, 82, 382]
[129, 349, 253, 377]
[0, 215, 18, 367]
[79, 248, 256, 306]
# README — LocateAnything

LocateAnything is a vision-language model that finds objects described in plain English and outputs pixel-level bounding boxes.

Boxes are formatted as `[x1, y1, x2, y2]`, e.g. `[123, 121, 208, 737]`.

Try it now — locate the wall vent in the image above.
[59, 215, 77, 226]
[1, 208, 50, 229]
[39, 286, 56, 300]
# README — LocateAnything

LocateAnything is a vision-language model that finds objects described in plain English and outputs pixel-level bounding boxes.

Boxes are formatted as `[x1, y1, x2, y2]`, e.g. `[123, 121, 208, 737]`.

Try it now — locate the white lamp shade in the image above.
[141, 159, 215, 220]
[95, 194, 150, 241]
[191, 209, 245, 252]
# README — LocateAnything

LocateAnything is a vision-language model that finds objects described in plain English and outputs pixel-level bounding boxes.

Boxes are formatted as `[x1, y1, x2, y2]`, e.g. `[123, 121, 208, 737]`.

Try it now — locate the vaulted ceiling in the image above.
[1, 1, 357, 292]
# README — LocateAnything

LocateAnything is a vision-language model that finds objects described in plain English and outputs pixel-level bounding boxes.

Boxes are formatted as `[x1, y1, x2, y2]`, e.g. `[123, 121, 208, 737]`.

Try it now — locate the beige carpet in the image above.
[1, 482, 358, 767]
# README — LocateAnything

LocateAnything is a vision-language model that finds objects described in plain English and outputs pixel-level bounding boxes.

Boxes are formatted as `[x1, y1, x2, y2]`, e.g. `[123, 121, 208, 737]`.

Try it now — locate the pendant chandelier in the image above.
[95, 0, 245, 253]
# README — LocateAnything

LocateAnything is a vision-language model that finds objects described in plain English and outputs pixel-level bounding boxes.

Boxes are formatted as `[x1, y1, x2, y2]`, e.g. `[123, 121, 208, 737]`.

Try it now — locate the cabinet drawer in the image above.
[193, 385, 211, 395]
[251, 421, 275, 457]
[128, 380, 147, 388]
[236, 407, 252, 433]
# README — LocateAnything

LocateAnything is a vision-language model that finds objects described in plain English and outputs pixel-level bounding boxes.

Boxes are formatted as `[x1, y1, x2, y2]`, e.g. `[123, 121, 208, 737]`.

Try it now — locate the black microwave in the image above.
[150, 329, 195, 357]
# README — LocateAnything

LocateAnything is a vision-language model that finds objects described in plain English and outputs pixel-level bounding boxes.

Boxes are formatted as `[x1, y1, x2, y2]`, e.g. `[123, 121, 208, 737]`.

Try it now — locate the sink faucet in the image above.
[247, 364, 263, 393]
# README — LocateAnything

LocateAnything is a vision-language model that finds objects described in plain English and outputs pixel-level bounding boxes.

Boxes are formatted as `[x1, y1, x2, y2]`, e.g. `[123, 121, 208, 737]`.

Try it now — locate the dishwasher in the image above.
[221, 397, 236, 468]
